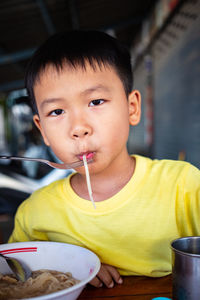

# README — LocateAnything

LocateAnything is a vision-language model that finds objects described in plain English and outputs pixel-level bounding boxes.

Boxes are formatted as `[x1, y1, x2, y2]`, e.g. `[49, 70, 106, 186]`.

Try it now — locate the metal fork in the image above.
[0, 155, 92, 170]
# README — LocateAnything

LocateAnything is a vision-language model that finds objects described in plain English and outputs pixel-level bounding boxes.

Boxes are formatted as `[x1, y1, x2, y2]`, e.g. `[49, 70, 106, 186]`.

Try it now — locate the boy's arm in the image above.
[90, 263, 123, 288]
[176, 164, 200, 236]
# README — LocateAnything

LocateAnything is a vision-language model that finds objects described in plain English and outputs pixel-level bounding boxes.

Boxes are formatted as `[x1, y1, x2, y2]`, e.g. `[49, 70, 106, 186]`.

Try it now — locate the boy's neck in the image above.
[71, 154, 136, 202]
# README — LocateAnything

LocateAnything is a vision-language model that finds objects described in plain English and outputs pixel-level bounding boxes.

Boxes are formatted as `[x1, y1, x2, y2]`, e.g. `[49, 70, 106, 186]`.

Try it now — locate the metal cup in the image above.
[171, 236, 200, 300]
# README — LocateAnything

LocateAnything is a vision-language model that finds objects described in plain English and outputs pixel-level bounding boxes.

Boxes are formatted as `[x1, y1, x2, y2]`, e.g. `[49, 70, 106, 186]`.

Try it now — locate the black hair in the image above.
[25, 30, 133, 113]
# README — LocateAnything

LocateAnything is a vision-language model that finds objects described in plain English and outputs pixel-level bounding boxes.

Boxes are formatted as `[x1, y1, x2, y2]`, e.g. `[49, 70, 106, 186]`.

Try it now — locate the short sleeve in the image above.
[8, 197, 48, 243]
[8, 201, 31, 243]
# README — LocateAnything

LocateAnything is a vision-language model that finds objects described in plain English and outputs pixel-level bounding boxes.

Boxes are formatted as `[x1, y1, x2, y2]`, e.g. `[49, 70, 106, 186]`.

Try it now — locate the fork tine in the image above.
[49, 158, 93, 169]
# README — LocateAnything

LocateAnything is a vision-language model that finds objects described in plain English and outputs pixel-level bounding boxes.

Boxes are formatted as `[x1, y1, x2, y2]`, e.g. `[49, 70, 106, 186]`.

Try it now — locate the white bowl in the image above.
[0, 241, 101, 300]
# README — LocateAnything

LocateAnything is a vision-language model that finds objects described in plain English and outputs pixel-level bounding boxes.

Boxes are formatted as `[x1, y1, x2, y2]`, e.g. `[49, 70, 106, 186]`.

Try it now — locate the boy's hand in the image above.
[89, 263, 123, 288]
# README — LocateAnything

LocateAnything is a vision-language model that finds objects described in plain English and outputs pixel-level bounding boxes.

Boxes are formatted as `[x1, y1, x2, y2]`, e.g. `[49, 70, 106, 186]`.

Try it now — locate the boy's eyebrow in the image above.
[80, 84, 111, 95]
[40, 98, 64, 110]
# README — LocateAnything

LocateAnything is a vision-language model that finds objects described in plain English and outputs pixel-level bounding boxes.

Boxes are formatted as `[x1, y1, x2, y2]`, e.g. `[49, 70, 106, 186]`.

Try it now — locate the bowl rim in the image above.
[0, 241, 101, 300]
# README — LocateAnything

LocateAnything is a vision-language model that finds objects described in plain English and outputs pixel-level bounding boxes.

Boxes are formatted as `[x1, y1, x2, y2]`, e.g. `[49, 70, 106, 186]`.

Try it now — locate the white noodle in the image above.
[83, 155, 96, 209]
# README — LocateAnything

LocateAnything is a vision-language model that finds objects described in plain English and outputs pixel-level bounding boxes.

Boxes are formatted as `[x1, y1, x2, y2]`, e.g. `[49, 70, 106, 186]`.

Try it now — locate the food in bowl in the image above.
[0, 269, 80, 299]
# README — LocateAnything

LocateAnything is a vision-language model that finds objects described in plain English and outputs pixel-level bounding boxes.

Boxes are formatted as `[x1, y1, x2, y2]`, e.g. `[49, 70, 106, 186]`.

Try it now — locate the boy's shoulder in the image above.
[14, 176, 72, 224]
[24, 176, 70, 207]
[135, 154, 198, 170]
[34, 176, 69, 197]
[134, 155, 200, 186]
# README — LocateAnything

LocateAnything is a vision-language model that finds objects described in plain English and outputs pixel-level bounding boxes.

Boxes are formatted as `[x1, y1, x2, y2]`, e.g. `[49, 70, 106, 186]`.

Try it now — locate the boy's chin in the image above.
[75, 163, 96, 175]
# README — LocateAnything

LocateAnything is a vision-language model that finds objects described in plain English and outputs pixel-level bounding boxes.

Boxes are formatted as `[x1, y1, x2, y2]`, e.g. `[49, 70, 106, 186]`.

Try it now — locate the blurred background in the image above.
[0, 0, 200, 242]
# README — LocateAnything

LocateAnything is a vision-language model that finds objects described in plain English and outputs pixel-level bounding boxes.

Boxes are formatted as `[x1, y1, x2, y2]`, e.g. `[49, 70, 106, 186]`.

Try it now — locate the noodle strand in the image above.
[83, 155, 96, 209]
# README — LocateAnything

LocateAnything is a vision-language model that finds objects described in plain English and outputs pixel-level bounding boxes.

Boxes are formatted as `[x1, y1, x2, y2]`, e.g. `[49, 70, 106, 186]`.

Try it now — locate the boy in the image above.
[9, 30, 200, 289]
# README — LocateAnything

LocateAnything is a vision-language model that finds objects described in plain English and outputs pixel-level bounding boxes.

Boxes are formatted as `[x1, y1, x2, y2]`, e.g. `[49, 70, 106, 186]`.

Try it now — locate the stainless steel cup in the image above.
[171, 236, 200, 300]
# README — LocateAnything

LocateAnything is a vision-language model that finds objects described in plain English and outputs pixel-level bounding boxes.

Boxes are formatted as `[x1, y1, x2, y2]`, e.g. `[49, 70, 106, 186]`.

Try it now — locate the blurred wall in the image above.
[128, 2, 200, 169]
[153, 6, 200, 168]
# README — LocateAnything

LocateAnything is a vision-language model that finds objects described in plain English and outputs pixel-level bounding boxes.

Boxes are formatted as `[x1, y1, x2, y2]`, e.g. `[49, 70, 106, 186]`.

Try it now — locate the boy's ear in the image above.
[33, 114, 50, 146]
[128, 90, 141, 126]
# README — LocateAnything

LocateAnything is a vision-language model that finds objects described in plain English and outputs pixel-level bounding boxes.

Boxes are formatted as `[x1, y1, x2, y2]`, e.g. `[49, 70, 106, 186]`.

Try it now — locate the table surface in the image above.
[78, 275, 172, 300]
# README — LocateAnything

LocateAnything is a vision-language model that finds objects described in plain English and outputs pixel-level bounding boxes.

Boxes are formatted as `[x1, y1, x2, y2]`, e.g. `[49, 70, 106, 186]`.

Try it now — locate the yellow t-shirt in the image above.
[9, 155, 200, 277]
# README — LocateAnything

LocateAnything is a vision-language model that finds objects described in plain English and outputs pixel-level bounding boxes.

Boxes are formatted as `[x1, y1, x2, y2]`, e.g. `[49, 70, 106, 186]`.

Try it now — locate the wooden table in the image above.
[78, 275, 172, 300]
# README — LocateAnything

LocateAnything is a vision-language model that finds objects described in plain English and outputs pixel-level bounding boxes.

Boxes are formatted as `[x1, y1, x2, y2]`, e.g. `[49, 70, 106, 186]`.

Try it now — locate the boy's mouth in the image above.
[78, 152, 95, 161]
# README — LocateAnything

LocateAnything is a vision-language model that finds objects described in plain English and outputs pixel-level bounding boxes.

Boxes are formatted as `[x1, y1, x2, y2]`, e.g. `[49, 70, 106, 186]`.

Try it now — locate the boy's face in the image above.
[33, 62, 141, 175]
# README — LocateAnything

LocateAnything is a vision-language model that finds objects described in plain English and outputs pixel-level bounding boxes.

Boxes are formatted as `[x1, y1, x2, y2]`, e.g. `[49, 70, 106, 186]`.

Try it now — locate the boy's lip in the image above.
[78, 151, 95, 161]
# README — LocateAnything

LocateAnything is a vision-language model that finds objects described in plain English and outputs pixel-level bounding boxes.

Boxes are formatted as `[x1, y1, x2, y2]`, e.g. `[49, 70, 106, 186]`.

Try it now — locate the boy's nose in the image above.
[71, 124, 92, 139]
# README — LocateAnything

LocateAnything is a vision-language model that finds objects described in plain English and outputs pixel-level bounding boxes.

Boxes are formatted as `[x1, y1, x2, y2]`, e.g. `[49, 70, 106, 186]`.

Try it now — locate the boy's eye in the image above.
[89, 99, 104, 107]
[49, 109, 64, 116]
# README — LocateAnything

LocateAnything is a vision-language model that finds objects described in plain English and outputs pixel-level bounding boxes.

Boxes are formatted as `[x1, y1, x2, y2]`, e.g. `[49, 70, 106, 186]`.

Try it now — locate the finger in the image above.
[89, 276, 103, 288]
[105, 264, 123, 284]
[97, 266, 114, 288]
[97, 264, 122, 288]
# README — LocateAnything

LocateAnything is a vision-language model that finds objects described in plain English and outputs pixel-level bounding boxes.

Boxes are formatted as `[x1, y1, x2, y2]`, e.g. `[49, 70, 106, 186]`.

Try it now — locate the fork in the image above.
[0, 155, 92, 170]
